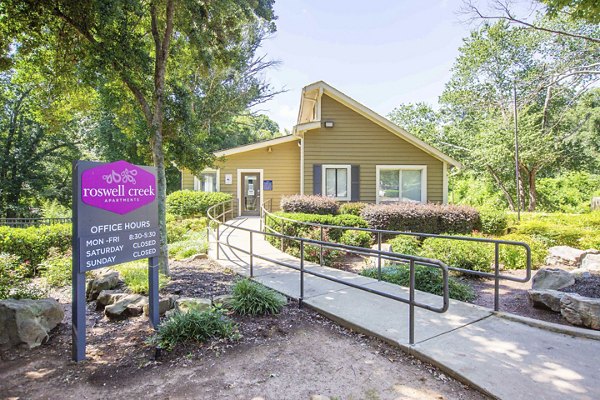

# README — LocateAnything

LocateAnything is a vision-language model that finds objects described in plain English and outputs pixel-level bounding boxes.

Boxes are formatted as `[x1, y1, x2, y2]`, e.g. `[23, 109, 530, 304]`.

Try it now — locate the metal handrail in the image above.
[261, 201, 532, 312]
[207, 198, 451, 345]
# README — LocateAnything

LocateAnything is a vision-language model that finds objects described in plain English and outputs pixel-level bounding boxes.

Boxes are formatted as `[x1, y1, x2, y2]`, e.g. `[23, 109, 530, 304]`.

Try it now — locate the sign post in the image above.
[72, 160, 161, 362]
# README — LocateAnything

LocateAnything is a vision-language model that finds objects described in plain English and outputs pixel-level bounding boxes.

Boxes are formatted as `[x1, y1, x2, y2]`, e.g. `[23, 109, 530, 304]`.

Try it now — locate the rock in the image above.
[546, 246, 588, 269]
[183, 253, 208, 262]
[212, 294, 234, 308]
[528, 289, 570, 312]
[0, 299, 64, 349]
[369, 243, 393, 267]
[86, 269, 120, 301]
[532, 268, 575, 290]
[560, 294, 600, 330]
[96, 290, 128, 310]
[580, 253, 600, 272]
[570, 269, 592, 279]
[175, 297, 212, 314]
[143, 296, 176, 316]
[105, 294, 148, 320]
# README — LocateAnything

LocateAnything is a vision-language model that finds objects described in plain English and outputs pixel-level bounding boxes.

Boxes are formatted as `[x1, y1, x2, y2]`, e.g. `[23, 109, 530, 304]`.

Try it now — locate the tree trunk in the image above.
[150, 124, 169, 275]
[518, 169, 527, 212]
[527, 168, 537, 212]
[487, 166, 516, 211]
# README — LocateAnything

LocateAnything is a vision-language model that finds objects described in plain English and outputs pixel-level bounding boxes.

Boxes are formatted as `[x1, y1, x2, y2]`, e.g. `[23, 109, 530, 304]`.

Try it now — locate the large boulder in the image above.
[580, 254, 600, 272]
[86, 270, 120, 301]
[96, 290, 128, 310]
[212, 294, 234, 309]
[560, 294, 600, 330]
[532, 268, 575, 290]
[143, 296, 177, 317]
[546, 246, 587, 269]
[0, 299, 64, 348]
[369, 243, 393, 268]
[528, 289, 569, 312]
[104, 294, 148, 320]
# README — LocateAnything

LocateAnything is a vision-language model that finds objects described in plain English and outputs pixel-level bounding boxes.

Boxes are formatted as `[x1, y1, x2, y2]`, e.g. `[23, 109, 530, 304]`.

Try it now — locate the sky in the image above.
[252, 0, 478, 132]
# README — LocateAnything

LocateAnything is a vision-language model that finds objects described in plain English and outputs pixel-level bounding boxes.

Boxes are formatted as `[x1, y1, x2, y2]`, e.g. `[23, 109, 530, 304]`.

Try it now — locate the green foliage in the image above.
[339, 202, 367, 216]
[168, 232, 208, 260]
[166, 191, 232, 218]
[166, 217, 208, 243]
[0, 253, 47, 300]
[280, 195, 339, 215]
[40, 199, 71, 219]
[230, 279, 286, 316]
[478, 206, 509, 235]
[38, 248, 71, 287]
[0, 224, 71, 273]
[114, 262, 169, 295]
[388, 235, 421, 256]
[361, 203, 481, 235]
[498, 234, 547, 270]
[541, 0, 600, 24]
[338, 230, 372, 248]
[536, 172, 600, 213]
[449, 174, 507, 208]
[149, 308, 239, 351]
[360, 264, 475, 302]
[420, 237, 493, 273]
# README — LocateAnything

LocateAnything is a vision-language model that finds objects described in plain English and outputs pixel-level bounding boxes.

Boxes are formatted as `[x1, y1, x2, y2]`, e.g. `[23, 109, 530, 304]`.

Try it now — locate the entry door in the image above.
[241, 173, 260, 216]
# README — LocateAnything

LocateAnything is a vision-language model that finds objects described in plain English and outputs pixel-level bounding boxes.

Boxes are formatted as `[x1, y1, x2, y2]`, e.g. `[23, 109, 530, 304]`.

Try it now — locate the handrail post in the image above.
[249, 230, 254, 278]
[494, 242, 500, 312]
[377, 232, 382, 281]
[280, 220, 285, 252]
[320, 226, 324, 266]
[216, 221, 221, 260]
[409, 259, 415, 345]
[299, 240, 305, 308]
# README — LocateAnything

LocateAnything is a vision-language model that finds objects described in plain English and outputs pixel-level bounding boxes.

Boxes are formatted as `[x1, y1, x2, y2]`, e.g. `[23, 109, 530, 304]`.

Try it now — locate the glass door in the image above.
[241, 173, 260, 216]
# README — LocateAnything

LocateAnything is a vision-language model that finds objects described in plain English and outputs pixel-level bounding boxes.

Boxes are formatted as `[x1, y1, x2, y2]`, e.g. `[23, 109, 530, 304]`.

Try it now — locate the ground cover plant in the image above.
[114, 261, 169, 295]
[230, 278, 287, 316]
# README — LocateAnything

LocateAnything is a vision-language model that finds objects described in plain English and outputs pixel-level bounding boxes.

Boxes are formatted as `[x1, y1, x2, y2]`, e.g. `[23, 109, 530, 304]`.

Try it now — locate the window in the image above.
[194, 171, 218, 192]
[322, 165, 351, 201]
[376, 165, 427, 204]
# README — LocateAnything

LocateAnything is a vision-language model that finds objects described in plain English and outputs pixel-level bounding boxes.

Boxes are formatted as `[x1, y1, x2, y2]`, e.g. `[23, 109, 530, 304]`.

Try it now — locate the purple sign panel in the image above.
[74, 160, 159, 273]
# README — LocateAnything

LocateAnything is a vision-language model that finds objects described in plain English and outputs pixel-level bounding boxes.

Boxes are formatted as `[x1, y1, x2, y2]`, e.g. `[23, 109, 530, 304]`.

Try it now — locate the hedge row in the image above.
[361, 203, 481, 235]
[166, 190, 232, 218]
[0, 224, 71, 272]
[280, 195, 339, 215]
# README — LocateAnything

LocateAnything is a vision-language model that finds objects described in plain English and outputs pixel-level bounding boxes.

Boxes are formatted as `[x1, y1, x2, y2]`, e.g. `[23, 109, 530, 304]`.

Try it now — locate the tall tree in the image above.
[1, 0, 277, 274]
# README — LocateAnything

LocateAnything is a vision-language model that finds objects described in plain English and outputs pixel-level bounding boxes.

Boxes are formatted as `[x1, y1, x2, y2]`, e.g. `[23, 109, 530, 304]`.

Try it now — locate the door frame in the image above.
[237, 168, 264, 217]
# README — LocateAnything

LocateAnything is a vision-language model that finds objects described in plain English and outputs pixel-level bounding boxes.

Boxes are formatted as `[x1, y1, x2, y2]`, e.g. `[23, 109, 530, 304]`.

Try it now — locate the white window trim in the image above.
[236, 169, 264, 217]
[194, 168, 220, 192]
[375, 165, 427, 204]
[322, 164, 351, 201]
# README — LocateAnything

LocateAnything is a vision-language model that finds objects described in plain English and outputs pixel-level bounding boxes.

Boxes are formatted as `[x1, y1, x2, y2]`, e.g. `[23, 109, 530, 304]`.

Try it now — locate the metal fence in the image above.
[260, 199, 532, 312]
[0, 217, 72, 228]
[207, 198, 450, 345]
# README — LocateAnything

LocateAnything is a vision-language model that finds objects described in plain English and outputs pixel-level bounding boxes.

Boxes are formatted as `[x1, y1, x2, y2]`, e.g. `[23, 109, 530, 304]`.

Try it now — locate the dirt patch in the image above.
[559, 273, 600, 298]
[0, 259, 487, 400]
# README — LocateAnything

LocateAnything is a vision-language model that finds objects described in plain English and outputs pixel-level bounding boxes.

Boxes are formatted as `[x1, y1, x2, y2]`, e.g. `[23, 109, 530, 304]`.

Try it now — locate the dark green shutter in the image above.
[351, 165, 360, 201]
[313, 164, 322, 195]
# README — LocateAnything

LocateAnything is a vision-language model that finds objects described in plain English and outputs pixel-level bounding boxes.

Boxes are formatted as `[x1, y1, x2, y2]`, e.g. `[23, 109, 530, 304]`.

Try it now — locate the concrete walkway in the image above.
[210, 217, 600, 400]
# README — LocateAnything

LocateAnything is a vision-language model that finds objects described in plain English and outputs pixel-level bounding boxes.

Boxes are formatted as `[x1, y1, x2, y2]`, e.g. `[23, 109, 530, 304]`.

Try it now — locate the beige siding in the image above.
[181, 169, 195, 190]
[215, 140, 300, 212]
[304, 94, 444, 203]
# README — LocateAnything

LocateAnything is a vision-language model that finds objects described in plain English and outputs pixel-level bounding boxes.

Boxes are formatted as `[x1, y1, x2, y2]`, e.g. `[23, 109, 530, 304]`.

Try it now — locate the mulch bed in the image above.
[559, 273, 600, 298]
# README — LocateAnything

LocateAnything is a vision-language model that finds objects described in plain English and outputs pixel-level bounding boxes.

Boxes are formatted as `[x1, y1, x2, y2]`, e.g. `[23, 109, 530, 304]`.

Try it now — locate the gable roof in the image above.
[293, 81, 461, 168]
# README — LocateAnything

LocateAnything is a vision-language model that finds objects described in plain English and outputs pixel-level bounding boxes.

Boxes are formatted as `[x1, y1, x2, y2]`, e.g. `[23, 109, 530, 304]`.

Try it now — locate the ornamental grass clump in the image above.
[230, 279, 287, 316]
[150, 308, 239, 351]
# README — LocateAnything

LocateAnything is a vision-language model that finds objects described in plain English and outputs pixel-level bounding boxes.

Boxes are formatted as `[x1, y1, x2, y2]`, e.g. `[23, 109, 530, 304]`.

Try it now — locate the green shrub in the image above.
[360, 264, 475, 302]
[39, 248, 72, 287]
[285, 228, 344, 266]
[169, 232, 208, 260]
[230, 279, 287, 316]
[0, 253, 47, 300]
[388, 235, 421, 256]
[166, 190, 232, 218]
[479, 206, 508, 235]
[0, 224, 71, 274]
[339, 230, 372, 248]
[537, 172, 600, 213]
[265, 212, 368, 243]
[167, 217, 208, 243]
[511, 219, 583, 247]
[339, 202, 367, 216]
[149, 308, 239, 351]
[114, 262, 169, 294]
[280, 195, 339, 215]
[361, 203, 481, 235]
[420, 237, 493, 273]
[498, 234, 547, 270]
